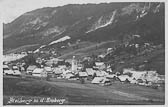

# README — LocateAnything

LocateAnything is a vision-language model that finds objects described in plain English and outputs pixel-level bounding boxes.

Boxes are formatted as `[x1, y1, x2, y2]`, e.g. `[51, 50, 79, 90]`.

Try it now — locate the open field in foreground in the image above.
[3, 76, 165, 105]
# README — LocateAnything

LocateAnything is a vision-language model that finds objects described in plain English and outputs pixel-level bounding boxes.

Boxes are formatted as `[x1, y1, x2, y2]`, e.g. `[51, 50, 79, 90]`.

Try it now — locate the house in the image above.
[32, 68, 47, 77]
[131, 72, 147, 80]
[53, 67, 63, 75]
[98, 54, 105, 58]
[95, 71, 104, 77]
[12, 65, 18, 70]
[36, 57, 43, 64]
[45, 60, 54, 66]
[141, 71, 159, 82]
[91, 77, 111, 86]
[78, 72, 88, 78]
[27, 51, 33, 54]
[86, 68, 95, 76]
[106, 74, 117, 79]
[63, 69, 71, 75]
[101, 70, 108, 76]
[3, 64, 9, 70]
[12, 65, 21, 76]
[157, 75, 165, 81]
[95, 62, 106, 70]
[95, 62, 104, 66]
[95, 70, 108, 77]
[91, 77, 105, 84]
[64, 72, 74, 79]
[107, 48, 113, 54]
[44, 66, 53, 74]
[106, 65, 113, 73]
[77, 64, 83, 70]
[3, 64, 13, 75]
[123, 68, 134, 74]
[101, 78, 111, 86]
[118, 75, 130, 82]
[27, 65, 37, 74]
[123, 68, 147, 80]
[58, 65, 66, 69]
[129, 78, 138, 84]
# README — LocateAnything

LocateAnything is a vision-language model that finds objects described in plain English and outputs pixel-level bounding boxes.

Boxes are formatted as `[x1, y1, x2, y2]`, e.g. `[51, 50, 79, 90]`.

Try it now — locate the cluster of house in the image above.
[12, 55, 163, 89]
[3, 53, 164, 89]
[121, 68, 165, 85]
[3, 39, 164, 90]
[3, 64, 22, 76]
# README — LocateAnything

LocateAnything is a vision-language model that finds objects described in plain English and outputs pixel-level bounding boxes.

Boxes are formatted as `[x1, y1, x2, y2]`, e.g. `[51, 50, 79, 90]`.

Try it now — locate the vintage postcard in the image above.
[0, 0, 167, 106]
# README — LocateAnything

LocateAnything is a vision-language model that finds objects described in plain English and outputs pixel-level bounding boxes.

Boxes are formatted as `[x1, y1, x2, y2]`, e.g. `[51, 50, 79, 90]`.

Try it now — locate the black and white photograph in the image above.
[1, 0, 166, 105]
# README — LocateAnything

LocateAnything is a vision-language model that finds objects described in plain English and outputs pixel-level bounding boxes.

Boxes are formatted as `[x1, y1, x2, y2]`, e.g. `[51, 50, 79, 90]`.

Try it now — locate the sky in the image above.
[0, 0, 114, 23]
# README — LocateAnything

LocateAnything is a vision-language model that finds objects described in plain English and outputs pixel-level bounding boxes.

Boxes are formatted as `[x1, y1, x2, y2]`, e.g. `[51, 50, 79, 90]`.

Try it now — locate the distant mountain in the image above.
[3, 2, 164, 52]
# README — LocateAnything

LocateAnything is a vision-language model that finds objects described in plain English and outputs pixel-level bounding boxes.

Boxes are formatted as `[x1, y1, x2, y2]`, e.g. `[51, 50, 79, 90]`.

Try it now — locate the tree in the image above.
[24, 54, 37, 66]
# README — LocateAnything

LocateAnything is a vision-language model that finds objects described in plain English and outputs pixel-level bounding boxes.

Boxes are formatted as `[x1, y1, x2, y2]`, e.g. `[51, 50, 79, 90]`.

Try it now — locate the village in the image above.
[3, 38, 165, 92]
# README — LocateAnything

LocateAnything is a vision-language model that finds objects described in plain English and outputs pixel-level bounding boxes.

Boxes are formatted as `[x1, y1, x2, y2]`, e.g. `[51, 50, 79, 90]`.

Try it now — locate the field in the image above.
[57, 40, 117, 59]
[3, 76, 165, 105]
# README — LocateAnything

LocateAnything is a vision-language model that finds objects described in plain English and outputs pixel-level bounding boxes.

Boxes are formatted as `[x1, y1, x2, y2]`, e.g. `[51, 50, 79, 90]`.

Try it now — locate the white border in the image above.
[0, 0, 167, 107]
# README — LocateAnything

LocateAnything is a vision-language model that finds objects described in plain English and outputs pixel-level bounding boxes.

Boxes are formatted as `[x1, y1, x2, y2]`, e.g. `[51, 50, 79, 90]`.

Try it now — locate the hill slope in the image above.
[3, 2, 164, 53]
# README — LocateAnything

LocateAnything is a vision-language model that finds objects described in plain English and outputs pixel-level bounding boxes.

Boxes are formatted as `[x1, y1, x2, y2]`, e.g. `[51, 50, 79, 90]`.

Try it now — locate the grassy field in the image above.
[3, 76, 165, 105]
[4, 44, 39, 54]
[58, 40, 117, 59]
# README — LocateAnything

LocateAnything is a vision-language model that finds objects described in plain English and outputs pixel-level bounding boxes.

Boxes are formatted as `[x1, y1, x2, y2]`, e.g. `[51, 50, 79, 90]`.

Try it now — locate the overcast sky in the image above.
[0, 0, 114, 23]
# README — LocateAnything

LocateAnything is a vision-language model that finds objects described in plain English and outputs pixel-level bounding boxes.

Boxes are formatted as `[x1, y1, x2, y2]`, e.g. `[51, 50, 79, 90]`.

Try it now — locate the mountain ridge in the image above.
[3, 2, 164, 53]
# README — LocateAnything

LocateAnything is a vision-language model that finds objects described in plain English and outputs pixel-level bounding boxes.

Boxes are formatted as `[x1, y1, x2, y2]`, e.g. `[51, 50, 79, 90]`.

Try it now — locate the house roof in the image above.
[95, 70, 107, 77]
[33, 68, 45, 73]
[79, 72, 88, 77]
[101, 78, 110, 84]
[91, 77, 109, 84]
[45, 61, 53, 66]
[95, 62, 104, 66]
[65, 73, 74, 79]
[132, 72, 147, 80]
[3, 65, 9, 68]
[86, 68, 95, 75]
[106, 74, 117, 79]
[13, 66, 18, 69]
[27, 65, 37, 71]
[91, 77, 104, 84]
[44, 66, 52, 72]
[53, 67, 63, 74]
[118, 75, 130, 81]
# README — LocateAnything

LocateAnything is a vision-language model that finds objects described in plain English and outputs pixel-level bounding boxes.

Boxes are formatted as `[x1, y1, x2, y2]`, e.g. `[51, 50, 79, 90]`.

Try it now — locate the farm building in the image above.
[27, 65, 37, 74]
[32, 68, 47, 77]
